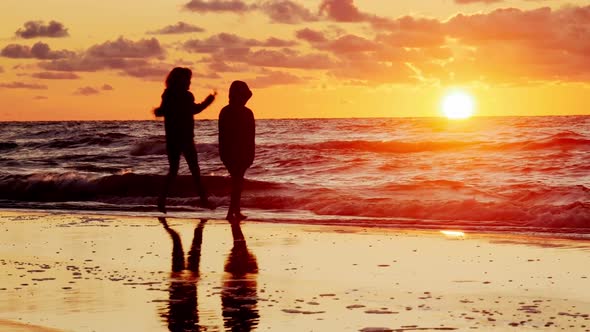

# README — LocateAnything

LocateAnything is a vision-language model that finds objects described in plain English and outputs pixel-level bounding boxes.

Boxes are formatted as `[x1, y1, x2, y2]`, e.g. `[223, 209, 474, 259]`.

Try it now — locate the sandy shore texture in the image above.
[0, 211, 589, 332]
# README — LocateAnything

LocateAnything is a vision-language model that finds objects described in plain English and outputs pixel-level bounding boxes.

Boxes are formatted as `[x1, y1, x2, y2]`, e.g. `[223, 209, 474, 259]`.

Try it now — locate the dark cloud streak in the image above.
[1, 42, 74, 59]
[256, 1, 318, 24]
[74, 86, 100, 95]
[87, 37, 164, 58]
[184, 0, 250, 13]
[74, 84, 115, 95]
[0, 81, 48, 90]
[16, 20, 69, 39]
[184, 0, 318, 24]
[32, 72, 80, 79]
[319, 0, 367, 22]
[148, 21, 205, 34]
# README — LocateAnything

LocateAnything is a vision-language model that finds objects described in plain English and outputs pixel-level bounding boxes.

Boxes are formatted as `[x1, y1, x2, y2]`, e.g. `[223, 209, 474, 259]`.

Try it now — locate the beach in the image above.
[0, 210, 589, 331]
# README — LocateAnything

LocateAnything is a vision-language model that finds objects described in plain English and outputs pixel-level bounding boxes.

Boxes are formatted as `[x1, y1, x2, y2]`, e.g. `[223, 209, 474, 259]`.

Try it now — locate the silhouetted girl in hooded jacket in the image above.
[218, 81, 255, 222]
[154, 67, 216, 212]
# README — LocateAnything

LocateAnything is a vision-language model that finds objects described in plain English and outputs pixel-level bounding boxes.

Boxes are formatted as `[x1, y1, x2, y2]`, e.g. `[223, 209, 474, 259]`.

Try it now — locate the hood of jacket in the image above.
[228, 80, 252, 106]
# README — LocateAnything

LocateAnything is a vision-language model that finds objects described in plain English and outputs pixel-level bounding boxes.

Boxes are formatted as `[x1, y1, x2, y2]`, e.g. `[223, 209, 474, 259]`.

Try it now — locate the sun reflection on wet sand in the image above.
[440, 230, 466, 238]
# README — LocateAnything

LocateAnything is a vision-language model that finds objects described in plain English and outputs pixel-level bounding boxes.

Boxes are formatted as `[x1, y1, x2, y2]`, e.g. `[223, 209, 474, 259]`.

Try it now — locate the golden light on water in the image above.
[442, 91, 475, 119]
[440, 230, 466, 238]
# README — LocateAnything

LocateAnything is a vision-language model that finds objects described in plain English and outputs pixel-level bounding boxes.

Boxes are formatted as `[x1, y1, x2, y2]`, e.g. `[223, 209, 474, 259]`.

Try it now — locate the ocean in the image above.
[1, 117, 589, 234]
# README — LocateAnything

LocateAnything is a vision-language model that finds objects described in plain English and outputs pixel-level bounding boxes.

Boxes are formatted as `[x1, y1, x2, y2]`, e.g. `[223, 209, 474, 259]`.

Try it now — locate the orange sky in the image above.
[0, 0, 589, 120]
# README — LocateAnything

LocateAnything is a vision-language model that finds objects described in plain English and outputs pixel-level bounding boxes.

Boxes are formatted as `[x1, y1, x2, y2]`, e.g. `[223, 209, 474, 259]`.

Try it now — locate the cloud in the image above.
[15, 20, 69, 39]
[296, 28, 328, 43]
[207, 60, 249, 72]
[295, 32, 417, 84]
[319, 0, 367, 22]
[373, 16, 445, 48]
[0, 66, 3, 73]
[121, 63, 170, 79]
[184, 0, 318, 24]
[0, 81, 48, 89]
[200, 71, 222, 79]
[298, 30, 378, 54]
[455, 0, 503, 4]
[440, 5, 590, 83]
[19, 3, 590, 87]
[444, 5, 590, 58]
[1, 42, 74, 59]
[2, 44, 33, 58]
[87, 37, 165, 58]
[221, 47, 337, 69]
[74, 84, 116, 95]
[31, 72, 80, 79]
[184, 0, 250, 13]
[34, 96, 48, 100]
[38, 36, 169, 80]
[12, 64, 31, 70]
[296, 25, 446, 85]
[248, 70, 305, 88]
[40, 56, 170, 81]
[257, 1, 318, 24]
[184, 33, 296, 53]
[74, 86, 100, 95]
[293, 4, 590, 85]
[327, 35, 378, 53]
[446, 7, 551, 43]
[40, 56, 149, 72]
[148, 21, 205, 34]
[331, 55, 418, 84]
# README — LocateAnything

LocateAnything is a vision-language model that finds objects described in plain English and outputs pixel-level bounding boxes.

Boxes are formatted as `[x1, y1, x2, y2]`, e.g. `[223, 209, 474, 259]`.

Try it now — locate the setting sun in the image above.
[442, 91, 475, 119]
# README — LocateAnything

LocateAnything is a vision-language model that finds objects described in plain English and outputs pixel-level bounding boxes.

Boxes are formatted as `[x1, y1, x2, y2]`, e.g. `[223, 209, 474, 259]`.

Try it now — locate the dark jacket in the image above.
[155, 89, 214, 146]
[218, 81, 255, 173]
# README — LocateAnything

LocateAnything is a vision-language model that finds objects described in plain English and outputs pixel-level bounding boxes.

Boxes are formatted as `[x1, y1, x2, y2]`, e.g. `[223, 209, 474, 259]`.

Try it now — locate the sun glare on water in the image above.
[442, 91, 475, 119]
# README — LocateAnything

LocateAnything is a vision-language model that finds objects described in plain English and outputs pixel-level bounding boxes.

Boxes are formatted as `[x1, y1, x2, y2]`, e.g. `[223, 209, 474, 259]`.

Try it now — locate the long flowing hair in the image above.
[166, 67, 192, 91]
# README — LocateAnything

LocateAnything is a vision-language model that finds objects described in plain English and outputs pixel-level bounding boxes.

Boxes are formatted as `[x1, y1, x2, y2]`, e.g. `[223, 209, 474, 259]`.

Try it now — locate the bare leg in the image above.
[184, 143, 214, 210]
[158, 150, 180, 213]
[228, 170, 246, 222]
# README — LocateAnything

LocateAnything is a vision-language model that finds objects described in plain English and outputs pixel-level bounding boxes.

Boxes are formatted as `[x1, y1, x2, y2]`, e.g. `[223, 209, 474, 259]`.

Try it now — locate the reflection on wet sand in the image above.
[222, 222, 259, 331]
[159, 217, 206, 331]
[158, 218, 259, 331]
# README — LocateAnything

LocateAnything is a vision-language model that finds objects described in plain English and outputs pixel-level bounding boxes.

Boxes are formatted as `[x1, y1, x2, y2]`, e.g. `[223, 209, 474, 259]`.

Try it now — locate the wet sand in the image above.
[0, 210, 589, 331]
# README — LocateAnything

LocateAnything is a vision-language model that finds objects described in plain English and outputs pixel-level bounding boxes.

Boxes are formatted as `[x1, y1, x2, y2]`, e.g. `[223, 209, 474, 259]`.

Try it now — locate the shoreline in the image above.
[1, 207, 589, 239]
[1, 210, 589, 331]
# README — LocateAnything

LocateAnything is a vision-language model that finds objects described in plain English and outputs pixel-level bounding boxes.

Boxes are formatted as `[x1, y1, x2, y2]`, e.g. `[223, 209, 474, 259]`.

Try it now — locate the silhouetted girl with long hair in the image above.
[219, 81, 255, 222]
[154, 67, 216, 213]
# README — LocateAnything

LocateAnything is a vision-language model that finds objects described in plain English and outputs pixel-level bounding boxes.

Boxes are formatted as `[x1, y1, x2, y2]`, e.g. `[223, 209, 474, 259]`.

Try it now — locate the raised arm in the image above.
[192, 92, 217, 115]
